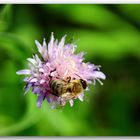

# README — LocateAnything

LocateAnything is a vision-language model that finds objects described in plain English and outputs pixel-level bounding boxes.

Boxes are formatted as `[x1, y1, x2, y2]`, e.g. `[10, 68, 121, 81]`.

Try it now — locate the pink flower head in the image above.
[16, 33, 106, 108]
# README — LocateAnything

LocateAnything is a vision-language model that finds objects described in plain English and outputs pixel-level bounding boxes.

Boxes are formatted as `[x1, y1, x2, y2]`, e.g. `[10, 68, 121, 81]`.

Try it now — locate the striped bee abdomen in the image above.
[50, 79, 67, 96]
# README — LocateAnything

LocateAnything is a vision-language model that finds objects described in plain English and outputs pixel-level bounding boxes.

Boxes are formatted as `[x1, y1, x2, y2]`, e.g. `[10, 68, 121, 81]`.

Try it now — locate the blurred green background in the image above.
[0, 4, 140, 136]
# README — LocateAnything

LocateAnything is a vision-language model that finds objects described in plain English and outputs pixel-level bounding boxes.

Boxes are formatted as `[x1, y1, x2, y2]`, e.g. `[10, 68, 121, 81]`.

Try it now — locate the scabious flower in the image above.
[16, 33, 106, 108]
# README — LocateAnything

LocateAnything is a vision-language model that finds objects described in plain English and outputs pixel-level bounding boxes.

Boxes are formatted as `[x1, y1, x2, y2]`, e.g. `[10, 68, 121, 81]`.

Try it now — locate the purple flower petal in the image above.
[27, 58, 36, 65]
[16, 69, 31, 75]
[93, 71, 106, 80]
[32, 86, 40, 94]
[58, 34, 66, 48]
[29, 78, 38, 83]
[35, 40, 43, 55]
[36, 95, 45, 108]
[24, 83, 32, 95]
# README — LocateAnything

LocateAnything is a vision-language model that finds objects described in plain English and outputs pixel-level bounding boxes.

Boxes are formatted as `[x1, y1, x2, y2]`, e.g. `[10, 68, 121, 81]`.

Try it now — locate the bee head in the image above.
[80, 79, 87, 89]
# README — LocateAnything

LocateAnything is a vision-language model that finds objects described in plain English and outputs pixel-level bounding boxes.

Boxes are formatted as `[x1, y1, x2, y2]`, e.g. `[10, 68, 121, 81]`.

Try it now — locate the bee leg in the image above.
[67, 76, 71, 83]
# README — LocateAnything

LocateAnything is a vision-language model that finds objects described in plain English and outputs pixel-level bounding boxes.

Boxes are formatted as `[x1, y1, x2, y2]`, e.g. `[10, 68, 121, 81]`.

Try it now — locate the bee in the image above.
[50, 76, 87, 101]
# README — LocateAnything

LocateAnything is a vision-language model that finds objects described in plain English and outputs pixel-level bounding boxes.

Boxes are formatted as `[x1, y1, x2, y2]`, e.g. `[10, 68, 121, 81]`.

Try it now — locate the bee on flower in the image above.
[16, 33, 106, 108]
